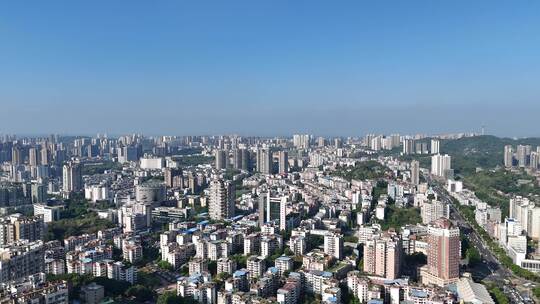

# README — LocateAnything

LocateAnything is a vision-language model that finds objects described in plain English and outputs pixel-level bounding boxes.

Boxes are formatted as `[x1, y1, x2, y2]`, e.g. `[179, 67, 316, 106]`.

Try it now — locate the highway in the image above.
[428, 176, 535, 304]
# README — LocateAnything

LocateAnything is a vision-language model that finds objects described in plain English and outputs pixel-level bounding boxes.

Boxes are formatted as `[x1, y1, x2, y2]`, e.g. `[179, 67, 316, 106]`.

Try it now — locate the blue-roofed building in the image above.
[197, 220, 209, 230]
[324, 296, 338, 304]
[267, 266, 279, 276]
[233, 270, 247, 278]
[322, 286, 341, 304]
[250, 267, 281, 298]
[229, 269, 249, 292]
[186, 227, 199, 234]
[231, 215, 243, 221]
[177, 272, 215, 303]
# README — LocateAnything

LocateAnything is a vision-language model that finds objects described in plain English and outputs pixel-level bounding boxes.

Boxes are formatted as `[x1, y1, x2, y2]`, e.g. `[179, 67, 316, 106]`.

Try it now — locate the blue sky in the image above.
[1, 1, 539, 137]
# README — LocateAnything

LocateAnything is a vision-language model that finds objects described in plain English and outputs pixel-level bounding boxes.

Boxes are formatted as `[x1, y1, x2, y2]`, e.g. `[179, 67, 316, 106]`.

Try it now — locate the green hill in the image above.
[439, 135, 540, 175]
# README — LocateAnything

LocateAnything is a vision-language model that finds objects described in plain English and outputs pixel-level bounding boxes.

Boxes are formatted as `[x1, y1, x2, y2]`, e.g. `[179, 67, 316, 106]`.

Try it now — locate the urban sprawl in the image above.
[0, 133, 539, 304]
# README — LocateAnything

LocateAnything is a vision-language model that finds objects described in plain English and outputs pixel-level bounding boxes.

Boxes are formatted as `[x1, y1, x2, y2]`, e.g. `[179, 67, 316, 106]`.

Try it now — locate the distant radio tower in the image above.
[481, 125, 485, 136]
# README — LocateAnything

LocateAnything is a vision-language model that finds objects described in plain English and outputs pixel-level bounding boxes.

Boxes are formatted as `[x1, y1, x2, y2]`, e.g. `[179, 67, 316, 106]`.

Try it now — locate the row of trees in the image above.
[455, 202, 540, 282]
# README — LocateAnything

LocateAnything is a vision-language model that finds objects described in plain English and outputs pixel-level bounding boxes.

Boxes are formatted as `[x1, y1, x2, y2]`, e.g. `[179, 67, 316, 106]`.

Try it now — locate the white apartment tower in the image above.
[293, 134, 310, 149]
[62, 161, 82, 193]
[431, 154, 451, 178]
[324, 233, 343, 259]
[208, 179, 235, 221]
[430, 139, 440, 154]
[504, 145, 514, 168]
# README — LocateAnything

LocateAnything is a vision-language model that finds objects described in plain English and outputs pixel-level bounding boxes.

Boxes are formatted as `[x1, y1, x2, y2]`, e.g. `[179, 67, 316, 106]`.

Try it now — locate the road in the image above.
[427, 176, 535, 304]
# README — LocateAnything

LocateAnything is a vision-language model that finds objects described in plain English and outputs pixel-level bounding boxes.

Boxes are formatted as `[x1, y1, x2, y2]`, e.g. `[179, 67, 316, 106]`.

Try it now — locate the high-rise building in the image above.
[233, 148, 243, 170]
[11, 145, 22, 165]
[530, 151, 539, 170]
[415, 142, 423, 154]
[292, 134, 310, 149]
[31, 183, 47, 204]
[240, 148, 250, 172]
[363, 232, 402, 279]
[117, 144, 140, 163]
[504, 145, 514, 168]
[29, 147, 39, 166]
[317, 137, 326, 147]
[257, 148, 273, 175]
[258, 194, 266, 227]
[431, 139, 440, 154]
[260, 234, 282, 258]
[364, 134, 375, 147]
[164, 168, 183, 188]
[421, 142, 429, 154]
[0, 241, 45, 283]
[421, 218, 460, 286]
[403, 139, 414, 155]
[208, 179, 235, 221]
[54, 149, 67, 166]
[370, 136, 382, 151]
[62, 162, 82, 193]
[289, 235, 306, 256]
[382, 136, 393, 150]
[215, 149, 227, 170]
[217, 257, 237, 274]
[247, 256, 266, 279]
[258, 192, 288, 231]
[0, 214, 45, 244]
[509, 196, 540, 240]
[431, 154, 452, 178]
[516, 145, 531, 168]
[390, 134, 400, 149]
[278, 151, 288, 175]
[411, 160, 420, 186]
[40, 146, 50, 166]
[187, 173, 198, 194]
[11, 214, 45, 242]
[324, 232, 343, 259]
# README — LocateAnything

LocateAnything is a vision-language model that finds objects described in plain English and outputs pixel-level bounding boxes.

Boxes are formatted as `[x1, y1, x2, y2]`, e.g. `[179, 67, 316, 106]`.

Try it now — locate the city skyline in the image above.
[2, 2, 540, 303]
[1, 130, 538, 140]
[1, 1, 540, 136]
[0, 128, 538, 303]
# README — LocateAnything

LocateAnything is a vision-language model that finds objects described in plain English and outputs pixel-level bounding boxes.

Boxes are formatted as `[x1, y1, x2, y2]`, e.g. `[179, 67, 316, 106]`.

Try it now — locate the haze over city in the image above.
[1, 3, 540, 304]
[1, 1, 540, 136]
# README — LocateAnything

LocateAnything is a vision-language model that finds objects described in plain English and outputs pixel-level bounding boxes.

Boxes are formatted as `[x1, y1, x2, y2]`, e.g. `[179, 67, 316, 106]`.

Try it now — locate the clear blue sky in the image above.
[1, 1, 539, 137]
